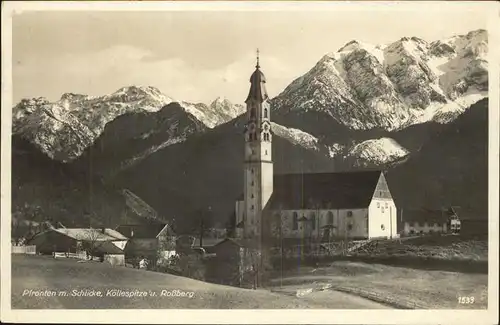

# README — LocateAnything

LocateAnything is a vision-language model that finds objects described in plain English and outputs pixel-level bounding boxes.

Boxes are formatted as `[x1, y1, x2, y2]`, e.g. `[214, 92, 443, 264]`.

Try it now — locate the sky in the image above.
[12, 7, 489, 105]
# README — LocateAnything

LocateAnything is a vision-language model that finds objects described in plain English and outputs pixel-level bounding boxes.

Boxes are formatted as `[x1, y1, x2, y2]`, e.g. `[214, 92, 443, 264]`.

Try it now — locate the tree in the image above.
[11, 204, 47, 245]
[80, 228, 105, 259]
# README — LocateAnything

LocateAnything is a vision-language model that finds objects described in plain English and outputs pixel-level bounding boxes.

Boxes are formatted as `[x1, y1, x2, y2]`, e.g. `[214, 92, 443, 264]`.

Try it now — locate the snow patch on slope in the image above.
[118, 136, 187, 174]
[328, 144, 344, 158]
[410, 90, 487, 125]
[348, 138, 409, 164]
[271, 122, 320, 151]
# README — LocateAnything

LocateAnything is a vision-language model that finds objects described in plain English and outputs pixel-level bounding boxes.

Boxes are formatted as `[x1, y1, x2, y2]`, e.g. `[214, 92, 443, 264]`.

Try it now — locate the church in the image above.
[233, 53, 398, 246]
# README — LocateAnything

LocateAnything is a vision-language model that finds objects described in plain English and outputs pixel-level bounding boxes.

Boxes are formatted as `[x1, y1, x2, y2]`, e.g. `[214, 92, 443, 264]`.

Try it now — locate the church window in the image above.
[265, 150, 268, 155]
[251, 193, 254, 199]
[251, 169, 254, 174]
[377, 202, 380, 208]
[251, 205, 254, 210]
[251, 180, 254, 186]
[292, 212, 299, 230]
[381, 207, 385, 213]
[264, 108, 268, 118]
[327, 211, 334, 225]
[250, 107, 256, 118]
[347, 211, 353, 217]
[385, 202, 388, 208]
[381, 224, 385, 230]
[347, 224, 353, 231]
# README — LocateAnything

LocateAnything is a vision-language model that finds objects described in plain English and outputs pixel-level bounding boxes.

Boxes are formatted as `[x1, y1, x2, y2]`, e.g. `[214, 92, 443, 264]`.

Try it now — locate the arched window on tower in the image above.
[264, 108, 268, 118]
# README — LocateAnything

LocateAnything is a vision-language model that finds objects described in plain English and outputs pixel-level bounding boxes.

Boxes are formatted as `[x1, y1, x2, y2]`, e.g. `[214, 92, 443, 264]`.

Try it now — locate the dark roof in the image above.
[402, 208, 456, 224]
[214, 238, 259, 249]
[245, 67, 269, 103]
[115, 224, 171, 239]
[267, 171, 383, 209]
[192, 238, 223, 247]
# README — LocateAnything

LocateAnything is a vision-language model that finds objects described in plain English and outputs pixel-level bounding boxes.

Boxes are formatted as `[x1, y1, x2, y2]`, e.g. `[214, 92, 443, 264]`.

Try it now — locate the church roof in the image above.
[402, 208, 457, 224]
[245, 67, 269, 103]
[267, 170, 383, 210]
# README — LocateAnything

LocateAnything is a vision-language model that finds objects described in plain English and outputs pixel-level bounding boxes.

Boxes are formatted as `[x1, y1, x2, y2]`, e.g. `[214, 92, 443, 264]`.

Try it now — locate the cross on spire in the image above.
[256, 48, 260, 69]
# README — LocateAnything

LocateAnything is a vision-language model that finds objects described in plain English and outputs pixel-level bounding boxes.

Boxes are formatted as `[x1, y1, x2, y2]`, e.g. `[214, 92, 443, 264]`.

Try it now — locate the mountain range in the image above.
[11, 29, 489, 231]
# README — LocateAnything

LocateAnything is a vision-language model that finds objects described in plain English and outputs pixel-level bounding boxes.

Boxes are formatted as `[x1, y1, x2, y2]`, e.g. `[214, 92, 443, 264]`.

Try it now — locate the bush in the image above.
[177, 254, 206, 281]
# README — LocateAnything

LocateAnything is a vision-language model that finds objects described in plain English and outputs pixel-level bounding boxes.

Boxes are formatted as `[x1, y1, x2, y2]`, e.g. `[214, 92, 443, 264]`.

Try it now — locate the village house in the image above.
[209, 238, 260, 287]
[399, 207, 461, 236]
[192, 237, 222, 255]
[116, 222, 176, 265]
[28, 228, 128, 266]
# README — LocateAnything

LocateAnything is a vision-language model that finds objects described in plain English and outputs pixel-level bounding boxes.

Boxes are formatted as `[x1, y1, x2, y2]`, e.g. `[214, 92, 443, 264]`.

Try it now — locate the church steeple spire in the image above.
[256, 48, 260, 69]
[246, 49, 268, 103]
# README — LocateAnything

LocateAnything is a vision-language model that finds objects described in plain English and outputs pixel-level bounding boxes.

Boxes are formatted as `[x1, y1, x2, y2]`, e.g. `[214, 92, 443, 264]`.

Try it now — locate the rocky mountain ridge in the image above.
[13, 86, 245, 162]
[270, 29, 487, 135]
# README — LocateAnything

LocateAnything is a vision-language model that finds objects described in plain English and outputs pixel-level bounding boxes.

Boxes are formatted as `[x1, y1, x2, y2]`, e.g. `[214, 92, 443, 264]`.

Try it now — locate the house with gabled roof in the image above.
[116, 222, 176, 264]
[400, 207, 460, 236]
[28, 227, 129, 265]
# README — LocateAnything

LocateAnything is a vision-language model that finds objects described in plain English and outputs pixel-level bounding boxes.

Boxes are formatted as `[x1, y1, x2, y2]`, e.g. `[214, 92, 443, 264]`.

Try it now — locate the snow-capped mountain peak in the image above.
[13, 86, 177, 161]
[272, 29, 488, 132]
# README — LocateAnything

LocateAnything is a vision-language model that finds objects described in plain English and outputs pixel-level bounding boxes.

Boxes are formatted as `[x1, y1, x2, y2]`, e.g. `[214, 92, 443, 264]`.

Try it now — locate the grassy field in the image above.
[350, 234, 488, 262]
[11, 255, 389, 309]
[269, 260, 488, 309]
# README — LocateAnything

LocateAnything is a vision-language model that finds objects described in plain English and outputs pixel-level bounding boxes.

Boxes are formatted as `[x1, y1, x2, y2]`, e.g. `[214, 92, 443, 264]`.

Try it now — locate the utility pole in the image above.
[199, 206, 211, 248]
[280, 213, 283, 288]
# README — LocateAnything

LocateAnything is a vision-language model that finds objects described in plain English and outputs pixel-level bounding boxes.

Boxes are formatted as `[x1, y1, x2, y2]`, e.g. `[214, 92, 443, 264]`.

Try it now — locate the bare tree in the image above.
[12, 205, 47, 245]
[242, 248, 262, 289]
[80, 228, 104, 260]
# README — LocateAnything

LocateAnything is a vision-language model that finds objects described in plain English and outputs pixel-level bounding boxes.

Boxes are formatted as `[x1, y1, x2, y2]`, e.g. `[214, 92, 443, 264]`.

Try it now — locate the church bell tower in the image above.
[243, 50, 273, 239]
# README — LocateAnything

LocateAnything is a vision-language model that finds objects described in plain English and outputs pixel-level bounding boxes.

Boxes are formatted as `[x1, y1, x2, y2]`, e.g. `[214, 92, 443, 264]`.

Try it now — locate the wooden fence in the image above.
[53, 252, 88, 259]
[12, 245, 36, 255]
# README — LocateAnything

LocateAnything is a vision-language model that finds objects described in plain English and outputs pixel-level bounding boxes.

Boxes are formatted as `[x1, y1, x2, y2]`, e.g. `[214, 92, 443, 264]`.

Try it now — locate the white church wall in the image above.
[368, 199, 397, 238]
[270, 208, 368, 240]
[333, 208, 368, 239]
[260, 161, 273, 211]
